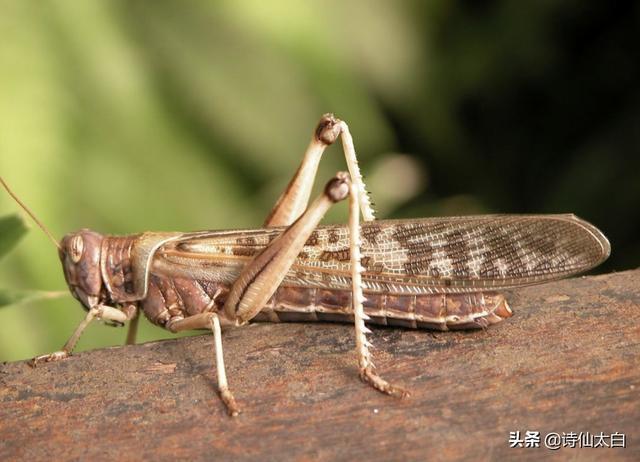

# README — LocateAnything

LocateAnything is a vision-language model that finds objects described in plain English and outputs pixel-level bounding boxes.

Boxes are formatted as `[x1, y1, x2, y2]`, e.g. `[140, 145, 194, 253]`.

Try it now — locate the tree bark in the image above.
[1, 270, 638, 461]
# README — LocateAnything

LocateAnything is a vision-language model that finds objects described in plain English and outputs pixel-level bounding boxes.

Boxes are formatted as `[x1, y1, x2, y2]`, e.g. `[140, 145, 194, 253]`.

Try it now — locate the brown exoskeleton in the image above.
[1, 114, 610, 416]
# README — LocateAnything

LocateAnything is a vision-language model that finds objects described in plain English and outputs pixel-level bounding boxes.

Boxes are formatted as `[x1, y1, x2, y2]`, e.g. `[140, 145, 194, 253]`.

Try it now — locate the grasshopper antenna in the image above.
[0, 176, 62, 251]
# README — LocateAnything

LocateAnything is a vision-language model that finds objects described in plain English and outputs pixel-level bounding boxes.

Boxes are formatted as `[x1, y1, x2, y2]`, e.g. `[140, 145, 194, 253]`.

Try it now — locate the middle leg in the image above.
[167, 312, 239, 416]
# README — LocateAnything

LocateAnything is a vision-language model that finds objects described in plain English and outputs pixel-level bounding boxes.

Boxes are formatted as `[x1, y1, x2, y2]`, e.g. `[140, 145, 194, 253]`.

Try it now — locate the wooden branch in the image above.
[1, 270, 638, 460]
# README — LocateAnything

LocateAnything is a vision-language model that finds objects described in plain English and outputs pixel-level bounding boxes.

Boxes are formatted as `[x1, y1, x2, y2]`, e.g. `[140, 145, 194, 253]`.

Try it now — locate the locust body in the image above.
[65, 213, 609, 334]
[3, 114, 611, 416]
[61, 227, 514, 335]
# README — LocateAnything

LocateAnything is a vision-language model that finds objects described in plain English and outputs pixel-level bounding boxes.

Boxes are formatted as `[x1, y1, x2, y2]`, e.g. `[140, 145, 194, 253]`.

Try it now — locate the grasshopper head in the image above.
[59, 229, 104, 310]
[0, 178, 106, 310]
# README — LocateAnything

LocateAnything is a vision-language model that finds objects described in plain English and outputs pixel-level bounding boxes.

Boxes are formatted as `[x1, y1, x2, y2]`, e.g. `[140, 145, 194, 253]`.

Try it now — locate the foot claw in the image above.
[360, 366, 410, 398]
[220, 388, 240, 417]
[30, 351, 69, 367]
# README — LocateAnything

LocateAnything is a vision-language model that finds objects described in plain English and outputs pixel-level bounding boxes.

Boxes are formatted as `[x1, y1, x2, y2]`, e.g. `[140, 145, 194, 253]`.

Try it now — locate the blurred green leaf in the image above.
[0, 1, 636, 362]
[0, 289, 68, 308]
[0, 214, 29, 261]
[0, 214, 66, 308]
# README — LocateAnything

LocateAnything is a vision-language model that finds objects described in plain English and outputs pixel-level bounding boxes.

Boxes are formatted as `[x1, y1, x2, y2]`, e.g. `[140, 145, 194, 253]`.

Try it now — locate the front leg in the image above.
[31, 305, 136, 366]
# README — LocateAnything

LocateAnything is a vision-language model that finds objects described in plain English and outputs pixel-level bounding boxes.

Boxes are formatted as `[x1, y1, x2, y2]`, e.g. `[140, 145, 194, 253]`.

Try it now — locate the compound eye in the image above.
[70, 235, 84, 263]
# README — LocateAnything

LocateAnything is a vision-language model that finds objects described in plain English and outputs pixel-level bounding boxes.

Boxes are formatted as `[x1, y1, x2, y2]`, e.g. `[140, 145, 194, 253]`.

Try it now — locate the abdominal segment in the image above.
[141, 273, 512, 331]
[255, 286, 513, 331]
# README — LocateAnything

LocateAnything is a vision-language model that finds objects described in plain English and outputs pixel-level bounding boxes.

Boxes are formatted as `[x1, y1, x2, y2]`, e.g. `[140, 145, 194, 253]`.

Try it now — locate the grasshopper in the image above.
[1, 114, 610, 416]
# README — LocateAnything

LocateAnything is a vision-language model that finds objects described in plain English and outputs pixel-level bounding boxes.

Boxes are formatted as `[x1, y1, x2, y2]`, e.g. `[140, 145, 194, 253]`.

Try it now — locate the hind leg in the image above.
[264, 114, 375, 227]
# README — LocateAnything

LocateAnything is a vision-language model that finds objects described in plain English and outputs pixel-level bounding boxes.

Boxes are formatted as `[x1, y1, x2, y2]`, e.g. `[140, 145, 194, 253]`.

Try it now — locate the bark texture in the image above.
[1, 270, 638, 461]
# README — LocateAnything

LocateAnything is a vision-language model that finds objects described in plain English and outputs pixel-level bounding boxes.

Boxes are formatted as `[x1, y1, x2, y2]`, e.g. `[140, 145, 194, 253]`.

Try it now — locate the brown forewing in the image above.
[153, 215, 610, 296]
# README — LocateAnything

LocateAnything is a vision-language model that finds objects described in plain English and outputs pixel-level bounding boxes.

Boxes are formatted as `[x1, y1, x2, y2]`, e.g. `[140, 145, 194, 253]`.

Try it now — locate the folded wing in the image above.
[161, 215, 610, 295]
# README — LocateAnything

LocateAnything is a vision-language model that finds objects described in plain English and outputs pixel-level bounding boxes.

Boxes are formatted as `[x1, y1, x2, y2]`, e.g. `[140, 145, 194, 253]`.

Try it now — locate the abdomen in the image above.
[255, 286, 513, 330]
[141, 274, 512, 331]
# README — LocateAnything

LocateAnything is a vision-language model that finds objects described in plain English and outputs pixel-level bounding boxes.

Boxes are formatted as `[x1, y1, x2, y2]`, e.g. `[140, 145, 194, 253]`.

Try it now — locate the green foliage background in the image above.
[1, 1, 638, 361]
